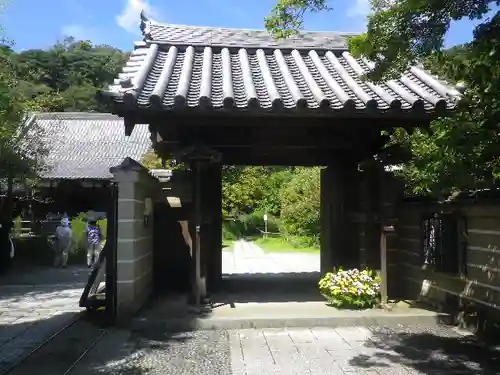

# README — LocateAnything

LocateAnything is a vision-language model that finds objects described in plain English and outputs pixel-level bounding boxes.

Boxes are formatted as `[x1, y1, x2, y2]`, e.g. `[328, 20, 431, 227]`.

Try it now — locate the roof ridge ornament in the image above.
[140, 10, 152, 40]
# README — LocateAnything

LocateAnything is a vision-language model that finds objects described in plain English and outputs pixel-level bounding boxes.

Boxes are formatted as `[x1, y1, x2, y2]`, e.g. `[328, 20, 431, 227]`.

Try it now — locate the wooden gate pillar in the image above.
[362, 161, 382, 270]
[320, 157, 360, 273]
[200, 164, 222, 293]
[177, 144, 221, 306]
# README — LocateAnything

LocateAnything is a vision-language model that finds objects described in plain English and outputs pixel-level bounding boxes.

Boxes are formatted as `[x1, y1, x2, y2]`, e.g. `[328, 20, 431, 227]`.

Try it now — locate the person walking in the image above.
[53, 217, 72, 268]
[86, 219, 102, 268]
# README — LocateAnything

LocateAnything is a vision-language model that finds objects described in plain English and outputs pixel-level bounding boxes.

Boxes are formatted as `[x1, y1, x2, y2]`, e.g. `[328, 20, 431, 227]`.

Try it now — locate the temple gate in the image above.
[98, 11, 460, 321]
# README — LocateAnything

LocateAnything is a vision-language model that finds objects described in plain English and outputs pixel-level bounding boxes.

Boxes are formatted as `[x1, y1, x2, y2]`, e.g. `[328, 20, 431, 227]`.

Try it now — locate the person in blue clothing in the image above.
[86, 219, 102, 267]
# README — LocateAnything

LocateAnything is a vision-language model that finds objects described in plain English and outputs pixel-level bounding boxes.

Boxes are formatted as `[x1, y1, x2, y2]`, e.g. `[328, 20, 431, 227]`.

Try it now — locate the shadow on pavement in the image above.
[67, 296, 230, 375]
[0, 310, 82, 374]
[0, 265, 90, 287]
[0, 265, 88, 374]
[214, 272, 324, 304]
[349, 325, 500, 374]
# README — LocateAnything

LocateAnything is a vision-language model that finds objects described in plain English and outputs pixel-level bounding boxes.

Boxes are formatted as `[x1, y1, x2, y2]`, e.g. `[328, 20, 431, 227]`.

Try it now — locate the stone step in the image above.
[132, 298, 449, 332]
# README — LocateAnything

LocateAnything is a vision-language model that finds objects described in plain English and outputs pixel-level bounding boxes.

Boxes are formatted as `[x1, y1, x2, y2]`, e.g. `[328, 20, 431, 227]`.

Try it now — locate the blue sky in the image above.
[1, 0, 497, 52]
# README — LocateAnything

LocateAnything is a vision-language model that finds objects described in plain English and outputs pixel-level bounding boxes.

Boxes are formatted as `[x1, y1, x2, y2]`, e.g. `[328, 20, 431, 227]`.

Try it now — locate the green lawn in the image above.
[222, 236, 319, 253]
[253, 236, 319, 253]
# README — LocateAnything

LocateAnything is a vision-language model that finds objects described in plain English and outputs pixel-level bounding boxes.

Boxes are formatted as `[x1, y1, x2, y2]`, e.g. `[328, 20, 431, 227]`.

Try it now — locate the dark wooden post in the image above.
[198, 163, 222, 294]
[363, 161, 382, 270]
[320, 167, 333, 273]
[320, 157, 360, 272]
[179, 144, 222, 306]
[380, 225, 395, 305]
[205, 164, 222, 293]
[193, 162, 202, 306]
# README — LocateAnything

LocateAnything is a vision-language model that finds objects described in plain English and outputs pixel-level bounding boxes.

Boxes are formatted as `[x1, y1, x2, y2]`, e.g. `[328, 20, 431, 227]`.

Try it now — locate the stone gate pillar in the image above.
[320, 157, 361, 273]
[110, 158, 157, 321]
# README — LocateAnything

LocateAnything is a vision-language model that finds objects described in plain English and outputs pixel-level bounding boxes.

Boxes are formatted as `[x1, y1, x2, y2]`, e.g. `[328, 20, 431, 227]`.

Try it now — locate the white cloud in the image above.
[116, 0, 159, 34]
[347, 0, 371, 18]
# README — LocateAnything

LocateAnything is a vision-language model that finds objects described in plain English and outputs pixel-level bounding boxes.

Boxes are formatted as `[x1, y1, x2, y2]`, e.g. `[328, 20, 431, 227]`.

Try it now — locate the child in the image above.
[86, 219, 102, 267]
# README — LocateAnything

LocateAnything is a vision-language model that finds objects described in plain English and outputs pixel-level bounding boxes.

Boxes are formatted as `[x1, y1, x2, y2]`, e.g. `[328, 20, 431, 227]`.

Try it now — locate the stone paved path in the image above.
[0, 266, 87, 373]
[39, 324, 498, 375]
[229, 326, 492, 374]
[222, 240, 319, 274]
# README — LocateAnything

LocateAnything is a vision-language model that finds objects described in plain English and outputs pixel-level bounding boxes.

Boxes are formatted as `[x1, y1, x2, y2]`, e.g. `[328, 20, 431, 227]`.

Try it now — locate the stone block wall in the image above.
[111, 158, 159, 320]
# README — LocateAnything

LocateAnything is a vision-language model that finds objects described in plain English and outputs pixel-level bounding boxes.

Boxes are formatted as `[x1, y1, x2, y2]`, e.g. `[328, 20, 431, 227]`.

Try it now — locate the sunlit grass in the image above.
[253, 236, 319, 253]
[222, 235, 319, 253]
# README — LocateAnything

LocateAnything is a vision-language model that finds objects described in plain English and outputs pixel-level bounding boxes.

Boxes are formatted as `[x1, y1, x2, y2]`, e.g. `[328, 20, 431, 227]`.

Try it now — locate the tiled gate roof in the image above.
[103, 12, 461, 115]
[28, 112, 151, 180]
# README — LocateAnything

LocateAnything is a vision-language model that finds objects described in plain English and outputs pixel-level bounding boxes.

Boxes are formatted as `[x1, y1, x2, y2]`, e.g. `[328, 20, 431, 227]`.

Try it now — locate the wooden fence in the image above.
[389, 193, 500, 334]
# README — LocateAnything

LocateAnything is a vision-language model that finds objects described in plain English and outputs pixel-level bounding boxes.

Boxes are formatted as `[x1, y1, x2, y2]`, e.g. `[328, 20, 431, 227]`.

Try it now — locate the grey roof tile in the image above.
[30, 112, 151, 180]
[104, 14, 461, 115]
[144, 23, 355, 50]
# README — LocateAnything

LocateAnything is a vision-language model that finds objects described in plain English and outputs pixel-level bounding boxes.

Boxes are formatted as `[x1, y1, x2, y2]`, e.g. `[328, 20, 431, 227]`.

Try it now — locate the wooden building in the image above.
[27, 112, 152, 215]
[99, 11, 461, 321]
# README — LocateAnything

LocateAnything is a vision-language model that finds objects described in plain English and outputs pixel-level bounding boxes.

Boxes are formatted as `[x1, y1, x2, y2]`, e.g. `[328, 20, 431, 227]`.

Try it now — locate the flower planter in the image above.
[319, 268, 381, 310]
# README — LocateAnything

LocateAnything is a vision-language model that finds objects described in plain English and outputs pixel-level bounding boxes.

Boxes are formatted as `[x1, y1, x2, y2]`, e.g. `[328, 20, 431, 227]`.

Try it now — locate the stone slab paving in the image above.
[0, 266, 87, 373]
[222, 240, 320, 274]
[229, 325, 500, 375]
[48, 323, 500, 374]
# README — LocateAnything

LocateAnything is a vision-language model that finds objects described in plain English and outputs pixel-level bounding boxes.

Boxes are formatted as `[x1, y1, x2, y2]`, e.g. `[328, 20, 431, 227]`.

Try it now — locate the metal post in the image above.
[379, 225, 394, 305]
[263, 214, 268, 238]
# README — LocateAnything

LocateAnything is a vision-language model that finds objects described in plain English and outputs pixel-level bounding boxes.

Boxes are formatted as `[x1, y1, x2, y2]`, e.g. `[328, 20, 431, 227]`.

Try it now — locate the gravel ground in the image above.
[68, 325, 232, 375]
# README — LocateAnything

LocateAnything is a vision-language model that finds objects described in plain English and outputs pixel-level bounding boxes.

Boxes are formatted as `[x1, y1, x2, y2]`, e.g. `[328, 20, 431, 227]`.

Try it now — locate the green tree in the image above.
[266, 0, 497, 80]
[266, 0, 500, 197]
[0, 9, 50, 216]
[279, 167, 321, 244]
[140, 148, 184, 170]
[12, 37, 127, 112]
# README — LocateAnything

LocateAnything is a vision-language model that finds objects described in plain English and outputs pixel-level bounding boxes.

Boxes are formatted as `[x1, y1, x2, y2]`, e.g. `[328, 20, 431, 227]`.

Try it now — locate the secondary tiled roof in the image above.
[141, 20, 356, 50]
[27, 112, 151, 180]
[103, 13, 461, 115]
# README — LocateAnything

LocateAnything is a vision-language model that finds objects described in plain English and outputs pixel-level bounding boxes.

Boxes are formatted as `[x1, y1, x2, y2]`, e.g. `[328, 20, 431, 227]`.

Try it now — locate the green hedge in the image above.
[222, 211, 280, 240]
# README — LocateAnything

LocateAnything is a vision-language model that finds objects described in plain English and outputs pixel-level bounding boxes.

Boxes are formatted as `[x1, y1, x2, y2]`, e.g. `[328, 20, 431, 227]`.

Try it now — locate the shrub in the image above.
[279, 167, 320, 242]
[222, 219, 243, 240]
[286, 234, 320, 249]
[239, 211, 280, 237]
[222, 211, 281, 240]
[318, 268, 381, 309]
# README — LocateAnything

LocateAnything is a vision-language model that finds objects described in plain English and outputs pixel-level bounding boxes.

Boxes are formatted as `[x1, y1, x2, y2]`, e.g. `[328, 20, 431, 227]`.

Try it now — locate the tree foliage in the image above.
[266, 0, 500, 197]
[7, 36, 127, 113]
[266, 0, 498, 80]
[0, 13, 49, 181]
[386, 13, 500, 196]
[221, 166, 295, 217]
[0, 9, 127, 216]
[279, 167, 321, 242]
[140, 149, 183, 170]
